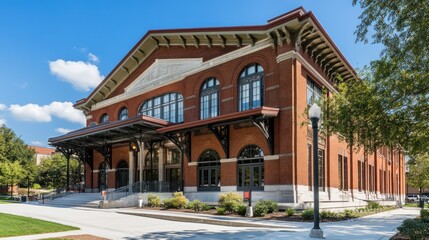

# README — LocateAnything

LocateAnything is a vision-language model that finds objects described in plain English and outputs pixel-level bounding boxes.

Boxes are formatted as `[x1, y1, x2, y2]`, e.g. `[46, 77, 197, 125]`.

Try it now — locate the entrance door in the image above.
[116, 160, 129, 188]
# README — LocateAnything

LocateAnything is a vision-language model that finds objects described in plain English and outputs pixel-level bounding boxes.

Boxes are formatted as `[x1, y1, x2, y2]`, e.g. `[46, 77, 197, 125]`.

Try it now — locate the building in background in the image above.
[49, 7, 406, 208]
[29, 146, 55, 165]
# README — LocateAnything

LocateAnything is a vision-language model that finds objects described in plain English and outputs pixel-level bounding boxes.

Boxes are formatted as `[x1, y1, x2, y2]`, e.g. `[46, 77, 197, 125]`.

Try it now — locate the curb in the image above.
[117, 211, 295, 230]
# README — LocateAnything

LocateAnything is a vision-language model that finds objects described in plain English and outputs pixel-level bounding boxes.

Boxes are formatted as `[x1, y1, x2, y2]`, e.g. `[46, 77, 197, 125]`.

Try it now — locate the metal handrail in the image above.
[40, 189, 73, 204]
[105, 181, 182, 201]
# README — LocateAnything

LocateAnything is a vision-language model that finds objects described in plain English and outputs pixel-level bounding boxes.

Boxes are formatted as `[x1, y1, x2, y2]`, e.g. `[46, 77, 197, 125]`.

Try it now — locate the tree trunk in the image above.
[10, 183, 13, 198]
[420, 187, 424, 209]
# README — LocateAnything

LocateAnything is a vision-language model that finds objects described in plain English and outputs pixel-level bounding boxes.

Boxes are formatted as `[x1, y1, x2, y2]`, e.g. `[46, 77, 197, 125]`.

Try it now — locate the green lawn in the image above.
[0, 213, 79, 237]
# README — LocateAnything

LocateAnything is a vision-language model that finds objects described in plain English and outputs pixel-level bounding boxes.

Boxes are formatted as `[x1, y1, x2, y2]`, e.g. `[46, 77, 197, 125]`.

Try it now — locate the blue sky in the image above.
[0, 0, 381, 147]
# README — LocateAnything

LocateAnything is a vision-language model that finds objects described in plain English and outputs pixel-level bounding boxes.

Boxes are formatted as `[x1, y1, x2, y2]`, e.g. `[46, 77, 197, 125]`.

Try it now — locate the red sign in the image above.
[243, 191, 250, 201]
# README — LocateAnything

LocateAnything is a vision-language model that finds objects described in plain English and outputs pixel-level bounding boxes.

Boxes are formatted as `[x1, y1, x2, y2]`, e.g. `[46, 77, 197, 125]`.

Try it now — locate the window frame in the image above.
[139, 92, 184, 123]
[200, 77, 220, 119]
[118, 107, 128, 120]
[198, 149, 221, 192]
[237, 145, 264, 191]
[238, 64, 264, 111]
[99, 113, 109, 124]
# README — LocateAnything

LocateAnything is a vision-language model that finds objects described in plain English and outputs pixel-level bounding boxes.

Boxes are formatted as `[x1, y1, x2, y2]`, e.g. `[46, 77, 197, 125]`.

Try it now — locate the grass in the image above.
[0, 212, 79, 237]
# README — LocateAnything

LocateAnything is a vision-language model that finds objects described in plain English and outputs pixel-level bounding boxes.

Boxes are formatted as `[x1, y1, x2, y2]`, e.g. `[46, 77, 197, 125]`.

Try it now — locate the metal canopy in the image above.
[49, 115, 169, 150]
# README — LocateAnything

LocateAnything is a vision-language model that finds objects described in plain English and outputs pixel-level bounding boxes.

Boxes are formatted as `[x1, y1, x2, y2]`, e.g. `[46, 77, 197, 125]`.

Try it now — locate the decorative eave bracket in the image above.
[251, 117, 275, 155]
[208, 124, 230, 159]
[164, 132, 191, 162]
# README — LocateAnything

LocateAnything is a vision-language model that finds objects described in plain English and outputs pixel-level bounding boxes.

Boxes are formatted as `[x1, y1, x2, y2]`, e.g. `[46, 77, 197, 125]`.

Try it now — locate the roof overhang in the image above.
[75, 7, 358, 112]
[49, 115, 169, 149]
[158, 106, 279, 134]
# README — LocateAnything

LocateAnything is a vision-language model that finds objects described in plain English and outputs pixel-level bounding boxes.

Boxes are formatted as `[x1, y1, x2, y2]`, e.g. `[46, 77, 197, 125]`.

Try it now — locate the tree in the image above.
[407, 154, 429, 208]
[0, 161, 25, 197]
[36, 153, 82, 190]
[342, 0, 429, 156]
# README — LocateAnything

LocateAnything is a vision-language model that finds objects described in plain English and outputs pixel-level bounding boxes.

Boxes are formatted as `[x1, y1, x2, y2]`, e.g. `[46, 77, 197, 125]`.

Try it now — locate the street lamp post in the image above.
[309, 103, 324, 238]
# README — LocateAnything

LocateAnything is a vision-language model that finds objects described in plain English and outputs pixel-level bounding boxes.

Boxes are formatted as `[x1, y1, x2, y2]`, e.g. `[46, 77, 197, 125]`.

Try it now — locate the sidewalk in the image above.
[116, 207, 420, 240]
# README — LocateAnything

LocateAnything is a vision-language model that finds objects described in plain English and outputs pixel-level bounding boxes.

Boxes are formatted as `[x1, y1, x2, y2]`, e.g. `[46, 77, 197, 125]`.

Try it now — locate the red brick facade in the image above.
[54, 8, 405, 205]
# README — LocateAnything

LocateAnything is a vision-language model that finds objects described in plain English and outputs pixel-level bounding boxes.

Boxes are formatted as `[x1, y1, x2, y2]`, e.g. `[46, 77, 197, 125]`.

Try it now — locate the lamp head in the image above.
[309, 103, 321, 120]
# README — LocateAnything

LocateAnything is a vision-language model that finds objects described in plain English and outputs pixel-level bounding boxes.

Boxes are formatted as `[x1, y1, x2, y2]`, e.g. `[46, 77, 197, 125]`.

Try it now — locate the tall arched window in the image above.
[198, 150, 221, 191]
[118, 107, 128, 120]
[99, 113, 109, 124]
[238, 64, 264, 111]
[144, 150, 159, 181]
[237, 145, 264, 191]
[116, 160, 129, 188]
[200, 78, 220, 119]
[139, 92, 183, 123]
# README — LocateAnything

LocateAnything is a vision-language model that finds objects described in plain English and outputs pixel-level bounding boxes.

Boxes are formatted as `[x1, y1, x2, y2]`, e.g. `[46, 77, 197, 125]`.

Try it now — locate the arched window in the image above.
[238, 64, 264, 111]
[139, 92, 183, 123]
[144, 150, 159, 181]
[198, 150, 221, 191]
[118, 107, 128, 120]
[237, 145, 264, 191]
[200, 78, 220, 119]
[116, 160, 129, 188]
[99, 113, 109, 124]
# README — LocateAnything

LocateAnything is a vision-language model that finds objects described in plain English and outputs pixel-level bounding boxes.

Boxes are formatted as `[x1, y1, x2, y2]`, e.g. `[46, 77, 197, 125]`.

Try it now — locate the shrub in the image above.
[216, 207, 226, 215]
[163, 198, 173, 209]
[397, 219, 429, 240]
[253, 200, 269, 217]
[187, 199, 209, 212]
[286, 208, 295, 217]
[301, 208, 314, 220]
[218, 192, 243, 214]
[320, 210, 338, 219]
[237, 204, 247, 216]
[147, 194, 161, 207]
[421, 209, 429, 219]
[33, 183, 41, 190]
[367, 201, 380, 210]
[262, 200, 279, 213]
[343, 209, 356, 218]
[169, 192, 189, 209]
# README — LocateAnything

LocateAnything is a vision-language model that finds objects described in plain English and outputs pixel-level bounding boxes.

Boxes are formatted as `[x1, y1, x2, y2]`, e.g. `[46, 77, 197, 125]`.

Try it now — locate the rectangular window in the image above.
[343, 157, 348, 191]
[307, 78, 322, 105]
[308, 144, 312, 191]
[358, 161, 362, 191]
[338, 155, 343, 190]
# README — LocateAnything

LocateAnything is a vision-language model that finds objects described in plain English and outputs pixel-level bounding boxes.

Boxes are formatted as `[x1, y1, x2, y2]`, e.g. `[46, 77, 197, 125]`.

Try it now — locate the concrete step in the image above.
[44, 193, 101, 208]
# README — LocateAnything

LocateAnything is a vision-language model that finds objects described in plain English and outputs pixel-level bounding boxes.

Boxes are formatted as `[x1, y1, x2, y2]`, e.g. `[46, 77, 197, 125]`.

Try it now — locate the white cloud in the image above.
[31, 141, 44, 146]
[9, 102, 86, 126]
[49, 59, 104, 91]
[56, 127, 73, 134]
[0, 104, 6, 110]
[88, 53, 99, 64]
[0, 118, 6, 125]
[9, 104, 51, 122]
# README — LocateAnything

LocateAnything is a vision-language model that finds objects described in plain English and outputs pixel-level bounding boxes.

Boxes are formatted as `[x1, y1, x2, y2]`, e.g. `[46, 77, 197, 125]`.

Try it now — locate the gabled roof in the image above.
[29, 146, 55, 155]
[75, 7, 358, 112]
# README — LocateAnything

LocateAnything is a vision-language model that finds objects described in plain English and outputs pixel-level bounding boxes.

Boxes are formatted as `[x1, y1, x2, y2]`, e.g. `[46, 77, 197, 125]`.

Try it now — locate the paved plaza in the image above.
[0, 203, 419, 240]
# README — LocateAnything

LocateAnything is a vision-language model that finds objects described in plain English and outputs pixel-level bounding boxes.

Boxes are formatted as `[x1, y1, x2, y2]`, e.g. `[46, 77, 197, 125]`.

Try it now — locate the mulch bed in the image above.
[50, 234, 109, 240]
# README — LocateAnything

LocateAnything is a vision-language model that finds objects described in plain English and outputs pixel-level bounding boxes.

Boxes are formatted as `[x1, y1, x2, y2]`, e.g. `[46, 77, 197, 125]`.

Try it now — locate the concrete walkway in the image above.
[0, 202, 419, 240]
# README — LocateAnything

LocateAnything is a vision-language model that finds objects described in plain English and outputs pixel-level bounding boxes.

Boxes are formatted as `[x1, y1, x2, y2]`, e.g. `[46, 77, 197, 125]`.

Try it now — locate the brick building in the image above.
[49, 7, 406, 206]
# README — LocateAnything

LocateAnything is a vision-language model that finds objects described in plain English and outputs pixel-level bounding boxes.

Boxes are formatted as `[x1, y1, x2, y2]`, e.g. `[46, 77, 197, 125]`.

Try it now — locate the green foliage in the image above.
[253, 201, 269, 217]
[32, 183, 41, 190]
[163, 192, 189, 209]
[397, 218, 429, 240]
[261, 200, 279, 213]
[336, 1, 429, 156]
[343, 209, 356, 218]
[237, 204, 247, 216]
[216, 207, 226, 215]
[301, 208, 314, 220]
[163, 198, 173, 209]
[407, 155, 429, 194]
[421, 209, 429, 219]
[218, 192, 243, 214]
[187, 199, 209, 212]
[286, 208, 295, 217]
[35, 154, 82, 189]
[367, 201, 380, 210]
[147, 194, 161, 207]
[320, 210, 338, 219]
